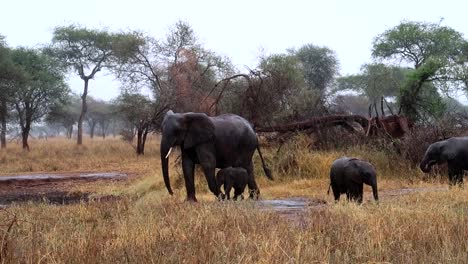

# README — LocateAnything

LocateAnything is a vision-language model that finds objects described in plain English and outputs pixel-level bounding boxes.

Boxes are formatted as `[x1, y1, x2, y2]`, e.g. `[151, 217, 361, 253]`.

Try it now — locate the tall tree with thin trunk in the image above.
[11, 48, 69, 150]
[0, 35, 25, 149]
[116, 92, 163, 155]
[49, 25, 139, 145]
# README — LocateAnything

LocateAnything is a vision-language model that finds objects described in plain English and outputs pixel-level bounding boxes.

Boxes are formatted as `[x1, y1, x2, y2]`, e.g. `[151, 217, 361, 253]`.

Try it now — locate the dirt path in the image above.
[0, 172, 128, 206]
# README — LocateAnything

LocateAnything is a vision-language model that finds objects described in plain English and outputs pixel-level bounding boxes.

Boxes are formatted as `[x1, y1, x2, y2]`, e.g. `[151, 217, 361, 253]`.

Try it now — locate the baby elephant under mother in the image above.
[329, 157, 379, 203]
[420, 137, 467, 186]
[160, 110, 273, 202]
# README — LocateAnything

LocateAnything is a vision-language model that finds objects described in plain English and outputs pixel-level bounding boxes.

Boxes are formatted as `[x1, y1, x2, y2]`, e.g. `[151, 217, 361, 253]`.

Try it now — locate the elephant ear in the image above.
[183, 113, 215, 149]
[440, 144, 456, 161]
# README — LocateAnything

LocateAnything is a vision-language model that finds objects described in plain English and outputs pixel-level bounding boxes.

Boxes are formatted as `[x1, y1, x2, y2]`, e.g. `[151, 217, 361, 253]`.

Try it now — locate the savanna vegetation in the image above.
[0, 19, 468, 263]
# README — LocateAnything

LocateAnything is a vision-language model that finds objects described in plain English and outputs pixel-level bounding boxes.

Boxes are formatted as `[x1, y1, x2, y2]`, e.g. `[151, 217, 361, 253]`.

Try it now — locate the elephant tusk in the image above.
[165, 147, 173, 159]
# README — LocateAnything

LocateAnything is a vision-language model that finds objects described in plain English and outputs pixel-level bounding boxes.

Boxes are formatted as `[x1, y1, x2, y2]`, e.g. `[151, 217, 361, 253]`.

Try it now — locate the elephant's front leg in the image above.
[182, 151, 197, 202]
[196, 147, 222, 199]
[448, 165, 463, 187]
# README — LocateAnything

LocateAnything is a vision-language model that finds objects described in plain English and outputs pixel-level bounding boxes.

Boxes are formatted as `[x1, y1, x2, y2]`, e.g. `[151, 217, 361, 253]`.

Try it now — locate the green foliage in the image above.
[337, 63, 407, 102]
[293, 44, 339, 92]
[372, 20, 465, 68]
[372, 20, 468, 122]
[115, 92, 154, 127]
[50, 24, 140, 79]
[10, 48, 69, 123]
[0, 37, 25, 95]
[399, 59, 445, 120]
[47, 94, 81, 128]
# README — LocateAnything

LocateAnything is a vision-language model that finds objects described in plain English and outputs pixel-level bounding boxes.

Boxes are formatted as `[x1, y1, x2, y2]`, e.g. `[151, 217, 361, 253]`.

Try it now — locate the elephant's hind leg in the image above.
[246, 162, 260, 200]
[233, 187, 245, 200]
[331, 185, 340, 201]
[346, 184, 361, 203]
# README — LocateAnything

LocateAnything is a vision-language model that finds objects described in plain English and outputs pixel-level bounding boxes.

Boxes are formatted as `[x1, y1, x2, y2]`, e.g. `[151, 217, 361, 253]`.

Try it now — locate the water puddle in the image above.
[0, 172, 127, 182]
[257, 197, 327, 227]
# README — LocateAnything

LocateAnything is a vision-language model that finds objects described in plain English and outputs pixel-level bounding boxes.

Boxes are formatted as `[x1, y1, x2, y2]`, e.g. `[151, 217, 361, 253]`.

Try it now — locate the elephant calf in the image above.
[329, 157, 379, 203]
[216, 167, 248, 200]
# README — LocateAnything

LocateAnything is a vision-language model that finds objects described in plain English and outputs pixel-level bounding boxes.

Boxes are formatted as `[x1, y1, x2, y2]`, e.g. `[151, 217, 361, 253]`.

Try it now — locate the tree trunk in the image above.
[21, 126, 30, 151]
[77, 78, 89, 145]
[0, 117, 6, 149]
[141, 126, 149, 154]
[66, 125, 73, 139]
[0, 99, 7, 149]
[90, 121, 96, 139]
[136, 126, 144, 155]
[101, 122, 107, 139]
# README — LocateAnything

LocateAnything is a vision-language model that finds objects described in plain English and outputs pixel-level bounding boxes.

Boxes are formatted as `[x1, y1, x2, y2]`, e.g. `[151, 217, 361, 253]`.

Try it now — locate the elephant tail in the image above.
[256, 144, 273, 181]
[327, 183, 331, 195]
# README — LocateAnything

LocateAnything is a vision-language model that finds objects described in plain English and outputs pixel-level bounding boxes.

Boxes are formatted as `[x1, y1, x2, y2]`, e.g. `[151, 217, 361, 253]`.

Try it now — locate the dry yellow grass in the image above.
[0, 135, 467, 263]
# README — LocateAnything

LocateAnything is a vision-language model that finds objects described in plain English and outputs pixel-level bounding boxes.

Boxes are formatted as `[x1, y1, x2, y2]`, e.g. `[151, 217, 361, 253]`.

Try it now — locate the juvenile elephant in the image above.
[216, 167, 248, 200]
[420, 137, 468, 186]
[329, 157, 379, 203]
[160, 110, 273, 202]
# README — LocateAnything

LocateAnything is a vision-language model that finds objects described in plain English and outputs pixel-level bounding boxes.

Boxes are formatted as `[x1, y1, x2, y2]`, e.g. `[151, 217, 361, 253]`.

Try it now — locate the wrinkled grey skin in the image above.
[160, 110, 273, 202]
[329, 157, 379, 203]
[420, 137, 468, 186]
[216, 167, 248, 200]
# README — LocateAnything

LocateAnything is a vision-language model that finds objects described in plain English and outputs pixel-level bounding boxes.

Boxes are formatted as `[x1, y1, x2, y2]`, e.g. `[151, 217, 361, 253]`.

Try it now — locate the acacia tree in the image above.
[116, 92, 164, 155]
[337, 64, 406, 101]
[50, 25, 139, 145]
[372, 20, 467, 121]
[84, 97, 113, 139]
[0, 36, 23, 148]
[46, 94, 81, 139]
[11, 48, 69, 150]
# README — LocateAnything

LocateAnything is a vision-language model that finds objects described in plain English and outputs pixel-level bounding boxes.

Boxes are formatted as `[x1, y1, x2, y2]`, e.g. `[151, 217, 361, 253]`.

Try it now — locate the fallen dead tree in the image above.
[256, 115, 369, 133]
[256, 114, 411, 139]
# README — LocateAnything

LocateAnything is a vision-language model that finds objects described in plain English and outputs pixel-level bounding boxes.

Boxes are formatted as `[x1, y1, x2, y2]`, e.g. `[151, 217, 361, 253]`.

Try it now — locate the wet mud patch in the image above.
[378, 186, 448, 198]
[0, 172, 127, 207]
[0, 172, 127, 183]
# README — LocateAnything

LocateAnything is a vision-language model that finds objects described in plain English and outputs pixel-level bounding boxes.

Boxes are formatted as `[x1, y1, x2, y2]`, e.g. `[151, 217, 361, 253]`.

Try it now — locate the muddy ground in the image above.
[0, 172, 127, 207]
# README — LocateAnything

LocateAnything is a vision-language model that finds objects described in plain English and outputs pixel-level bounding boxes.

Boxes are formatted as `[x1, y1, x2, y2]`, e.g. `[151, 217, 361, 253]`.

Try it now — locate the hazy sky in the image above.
[1, 0, 467, 100]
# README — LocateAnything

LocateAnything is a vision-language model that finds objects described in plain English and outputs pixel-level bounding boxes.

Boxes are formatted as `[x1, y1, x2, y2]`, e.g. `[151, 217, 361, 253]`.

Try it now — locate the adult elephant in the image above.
[329, 157, 378, 203]
[160, 110, 273, 202]
[420, 137, 467, 186]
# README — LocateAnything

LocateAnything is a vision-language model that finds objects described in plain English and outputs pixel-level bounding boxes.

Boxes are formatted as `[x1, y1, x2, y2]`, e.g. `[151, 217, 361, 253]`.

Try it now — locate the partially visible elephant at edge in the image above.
[420, 137, 467, 186]
[160, 110, 273, 202]
[329, 157, 379, 203]
[216, 167, 248, 200]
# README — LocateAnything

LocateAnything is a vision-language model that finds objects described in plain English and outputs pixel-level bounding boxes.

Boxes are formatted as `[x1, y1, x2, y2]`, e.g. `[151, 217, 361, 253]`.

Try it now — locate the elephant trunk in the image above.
[420, 159, 435, 173]
[160, 137, 173, 195]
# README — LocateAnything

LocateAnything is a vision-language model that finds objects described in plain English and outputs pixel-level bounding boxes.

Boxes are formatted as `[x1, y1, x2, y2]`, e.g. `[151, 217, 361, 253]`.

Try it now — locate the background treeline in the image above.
[1, 20, 468, 153]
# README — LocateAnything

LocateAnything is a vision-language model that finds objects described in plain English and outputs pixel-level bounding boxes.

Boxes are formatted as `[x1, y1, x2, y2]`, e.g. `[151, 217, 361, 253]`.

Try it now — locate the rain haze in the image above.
[1, 0, 467, 100]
